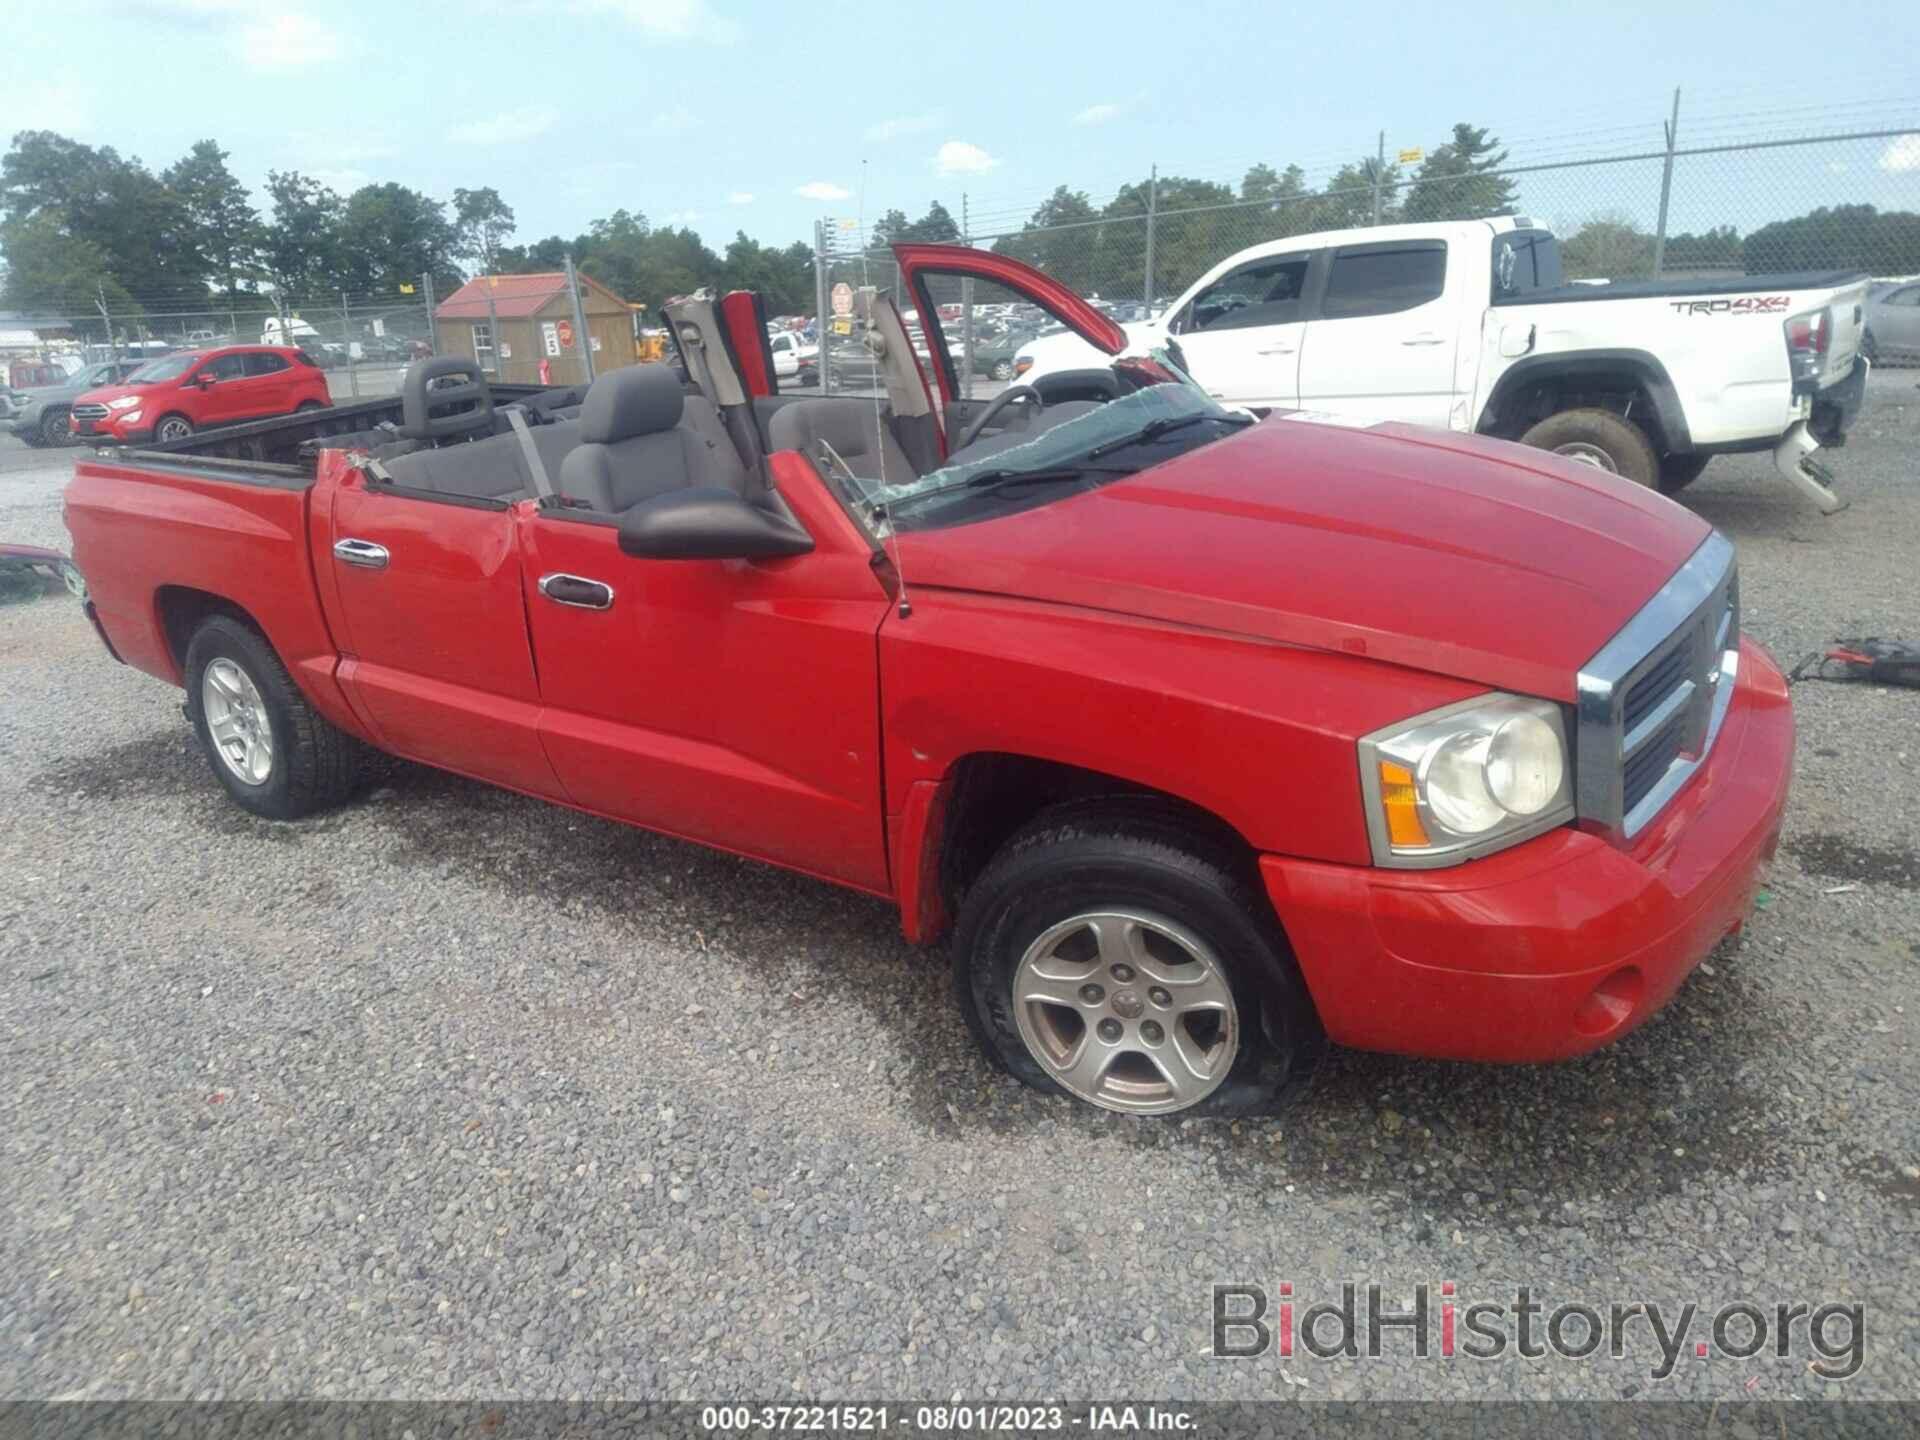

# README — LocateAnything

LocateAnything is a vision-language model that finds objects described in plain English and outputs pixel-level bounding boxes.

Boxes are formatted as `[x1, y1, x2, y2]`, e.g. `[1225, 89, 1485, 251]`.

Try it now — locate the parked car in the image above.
[1863, 279, 1920, 364]
[957, 327, 1040, 381]
[768, 330, 820, 387]
[69, 345, 332, 445]
[66, 241, 1792, 1118]
[1012, 218, 1870, 511]
[3, 358, 150, 447]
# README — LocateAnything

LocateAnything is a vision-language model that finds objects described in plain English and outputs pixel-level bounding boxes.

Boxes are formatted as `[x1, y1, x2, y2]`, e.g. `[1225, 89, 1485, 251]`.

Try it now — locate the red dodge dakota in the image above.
[63, 244, 1792, 1116]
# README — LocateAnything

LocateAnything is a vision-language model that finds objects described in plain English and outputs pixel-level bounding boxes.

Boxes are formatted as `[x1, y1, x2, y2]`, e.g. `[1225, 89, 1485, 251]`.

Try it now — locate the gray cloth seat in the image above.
[557, 364, 753, 514]
[766, 398, 916, 483]
[380, 412, 580, 501]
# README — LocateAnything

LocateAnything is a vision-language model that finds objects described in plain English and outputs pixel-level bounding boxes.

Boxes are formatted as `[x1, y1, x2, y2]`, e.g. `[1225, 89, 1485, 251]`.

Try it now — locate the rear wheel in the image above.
[296, 399, 326, 412]
[1519, 407, 1659, 488]
[1861, 328, 1879, 365]
[39, 408, 69, 447]
[953, 801, 1323, 1116]
[154, 413, 194, 444]
[1658, 453, 1712, 494]
[184, 614, 365, 820]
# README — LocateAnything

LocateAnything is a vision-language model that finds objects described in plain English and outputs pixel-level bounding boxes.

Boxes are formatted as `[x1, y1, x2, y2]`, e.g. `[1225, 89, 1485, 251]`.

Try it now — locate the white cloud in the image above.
[795, 181, 851, 201]
[728, 191, 754, 205]
[645, 106, 697, 137]
[575, 0, 741, 43]
[662, 209, 701, 227]
[1072, 102, 1123, 126]
[448, 107, 559, 145]
[934, 140, 998, 176]
[235, 13, 342, 69]
[1881, 135, 1920, 173]
[864, 112, 940, 143]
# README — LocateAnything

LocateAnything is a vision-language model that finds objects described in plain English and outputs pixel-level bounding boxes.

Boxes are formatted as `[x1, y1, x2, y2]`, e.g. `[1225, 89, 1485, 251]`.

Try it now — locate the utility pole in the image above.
[1371, 130, 1387, 226]
[96, 283, 115, 361]
[1652, 86, 1682, 277]
[564, 251, 595, 385]
[960, 193, 976, 397]
[422, 271, 439, 354]
[1142, 163, 1158, 310]
[813, 219, 831, 394]
[340, 291, 360, 398]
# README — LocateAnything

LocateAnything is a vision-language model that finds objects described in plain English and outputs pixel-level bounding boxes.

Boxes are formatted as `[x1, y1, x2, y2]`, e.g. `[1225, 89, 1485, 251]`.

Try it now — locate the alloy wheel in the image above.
[1011, 909, 1239, 1114]
[201, 658, 274, 786]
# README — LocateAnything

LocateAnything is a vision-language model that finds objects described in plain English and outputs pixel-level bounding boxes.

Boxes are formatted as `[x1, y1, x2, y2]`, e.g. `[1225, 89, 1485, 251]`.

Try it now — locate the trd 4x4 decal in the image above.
[1669, 295, 1790, 316]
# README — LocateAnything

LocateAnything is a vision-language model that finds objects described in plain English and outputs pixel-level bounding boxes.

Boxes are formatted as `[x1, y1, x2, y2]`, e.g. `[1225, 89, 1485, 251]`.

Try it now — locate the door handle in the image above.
[539, 573, 615, 611]
[1256, 344, 1296, 355]
[332, 538, 389, 570]
[1400, 333, 1447, 347]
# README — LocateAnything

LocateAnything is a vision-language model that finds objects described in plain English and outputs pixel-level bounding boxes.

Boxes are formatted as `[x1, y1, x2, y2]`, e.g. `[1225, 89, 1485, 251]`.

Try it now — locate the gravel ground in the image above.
[1, 375, 1917, 1404]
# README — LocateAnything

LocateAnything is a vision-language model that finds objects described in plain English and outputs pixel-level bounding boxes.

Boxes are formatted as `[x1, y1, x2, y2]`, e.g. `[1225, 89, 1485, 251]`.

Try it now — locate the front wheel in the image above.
[1519, 407, 1659, 488]
[39, 408, 70, 447]
[992, 360, 1014, 381]
[154, 414, 194, 444]
[295, 399, 326, 413]
[184, 614, 365, 819]
[953, 802, 1323, 1116]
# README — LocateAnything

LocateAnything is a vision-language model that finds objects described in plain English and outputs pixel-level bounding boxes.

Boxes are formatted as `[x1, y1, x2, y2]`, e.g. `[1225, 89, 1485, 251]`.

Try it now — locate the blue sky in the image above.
[5, 0, 1918, 254]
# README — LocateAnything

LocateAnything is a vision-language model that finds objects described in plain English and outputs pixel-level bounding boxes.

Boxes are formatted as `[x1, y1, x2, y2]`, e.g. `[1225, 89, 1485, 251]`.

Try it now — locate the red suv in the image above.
[70, 345, 332, 445]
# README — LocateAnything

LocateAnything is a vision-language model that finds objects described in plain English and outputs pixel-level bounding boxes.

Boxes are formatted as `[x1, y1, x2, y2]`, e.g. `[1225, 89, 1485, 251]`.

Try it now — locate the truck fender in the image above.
[1479, 348, 1692, 454]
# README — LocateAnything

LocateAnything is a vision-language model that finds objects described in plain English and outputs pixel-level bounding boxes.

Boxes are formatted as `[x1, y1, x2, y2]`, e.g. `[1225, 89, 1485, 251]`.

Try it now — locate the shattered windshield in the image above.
[861, 351, 1252, 531]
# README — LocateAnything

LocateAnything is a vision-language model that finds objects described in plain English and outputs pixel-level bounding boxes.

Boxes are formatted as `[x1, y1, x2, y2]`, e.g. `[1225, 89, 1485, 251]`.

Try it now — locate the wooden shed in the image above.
[433, 272, 636, 386]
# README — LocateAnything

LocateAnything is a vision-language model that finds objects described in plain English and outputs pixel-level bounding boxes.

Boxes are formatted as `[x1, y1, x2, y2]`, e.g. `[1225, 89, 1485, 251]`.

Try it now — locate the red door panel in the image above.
[518, 468, 893, 892]
[324, 471, 563, 797]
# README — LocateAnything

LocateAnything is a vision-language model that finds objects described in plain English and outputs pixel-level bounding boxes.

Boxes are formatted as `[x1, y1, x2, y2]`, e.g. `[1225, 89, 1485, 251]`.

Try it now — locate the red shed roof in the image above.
[436, 271, 626, 319]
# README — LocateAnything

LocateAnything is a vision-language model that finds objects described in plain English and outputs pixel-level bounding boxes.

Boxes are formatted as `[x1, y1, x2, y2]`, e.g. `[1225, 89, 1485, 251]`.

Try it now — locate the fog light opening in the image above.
[1573, 966, 1644, 1038]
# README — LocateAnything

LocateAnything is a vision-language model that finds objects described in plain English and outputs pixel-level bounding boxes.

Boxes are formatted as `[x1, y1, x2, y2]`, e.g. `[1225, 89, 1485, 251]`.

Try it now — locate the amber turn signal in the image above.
[1378, 761, 1431, 849]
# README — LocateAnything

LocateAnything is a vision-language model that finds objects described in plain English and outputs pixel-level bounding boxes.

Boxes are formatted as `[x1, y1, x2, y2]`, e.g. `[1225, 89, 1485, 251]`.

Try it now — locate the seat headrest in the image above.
[581, 364, 684, 444]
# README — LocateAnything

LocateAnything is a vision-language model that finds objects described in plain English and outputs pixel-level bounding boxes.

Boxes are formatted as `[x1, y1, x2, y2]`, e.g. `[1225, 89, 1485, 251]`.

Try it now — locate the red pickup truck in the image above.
[64, 245, 1793, 1117]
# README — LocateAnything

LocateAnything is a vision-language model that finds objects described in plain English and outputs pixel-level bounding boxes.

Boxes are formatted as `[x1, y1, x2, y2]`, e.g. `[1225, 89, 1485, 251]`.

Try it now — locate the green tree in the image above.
[991, 185, 1101, 292]
[1, 130, 207, 304]
[1560, 216, 1654, 279]
[0, 209, 137, 324]
[869, 208, 912, 248]
[163, 140, 259, 298]
[1744, 204, 1920, 274]
[1661, 225, 1743, 271]
[902, 201, 961, 243]
[451, 186, 516, 277]
[337, 183, 458, 295]
[1401, 124, 1517, 222]
[260, 170, 344, 300]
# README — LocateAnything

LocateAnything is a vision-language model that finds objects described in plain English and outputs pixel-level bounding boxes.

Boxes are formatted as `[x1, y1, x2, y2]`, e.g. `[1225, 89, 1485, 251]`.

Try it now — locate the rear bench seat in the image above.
[379, 409, 579, 501]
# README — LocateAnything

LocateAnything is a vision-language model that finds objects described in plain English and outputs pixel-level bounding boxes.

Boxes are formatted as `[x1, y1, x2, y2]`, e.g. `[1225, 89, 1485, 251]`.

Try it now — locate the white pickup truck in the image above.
[1012, 217, 1871, 511]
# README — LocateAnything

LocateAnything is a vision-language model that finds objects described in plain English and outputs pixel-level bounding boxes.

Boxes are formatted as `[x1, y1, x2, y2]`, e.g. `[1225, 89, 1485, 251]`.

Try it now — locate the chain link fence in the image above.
[810, 123, 1920, 394]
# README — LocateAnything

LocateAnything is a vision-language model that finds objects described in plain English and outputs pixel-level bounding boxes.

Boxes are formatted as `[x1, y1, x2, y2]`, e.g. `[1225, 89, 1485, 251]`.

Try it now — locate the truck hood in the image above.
[894, 417, 1712, 702]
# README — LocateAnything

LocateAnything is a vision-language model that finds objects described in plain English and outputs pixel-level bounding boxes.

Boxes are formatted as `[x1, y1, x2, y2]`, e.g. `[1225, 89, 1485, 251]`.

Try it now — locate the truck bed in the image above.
[1499, 270, 1869, 306]
[111, 382, 557, 470]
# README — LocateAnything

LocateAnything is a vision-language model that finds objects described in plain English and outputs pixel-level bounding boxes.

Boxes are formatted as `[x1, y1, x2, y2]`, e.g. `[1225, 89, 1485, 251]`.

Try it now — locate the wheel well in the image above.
[155, 586, 261, 673]
[1483, 372, 1676, 455]
[935, 753, 1259, 921]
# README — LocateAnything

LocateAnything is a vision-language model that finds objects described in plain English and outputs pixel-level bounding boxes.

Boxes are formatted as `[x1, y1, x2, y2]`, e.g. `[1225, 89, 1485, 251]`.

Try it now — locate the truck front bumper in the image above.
[1259, 638, 1793, 1063]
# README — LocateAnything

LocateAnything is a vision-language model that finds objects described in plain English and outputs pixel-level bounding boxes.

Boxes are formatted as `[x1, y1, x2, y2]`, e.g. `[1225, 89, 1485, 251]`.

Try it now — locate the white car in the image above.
[1012, 217, 1870, 510]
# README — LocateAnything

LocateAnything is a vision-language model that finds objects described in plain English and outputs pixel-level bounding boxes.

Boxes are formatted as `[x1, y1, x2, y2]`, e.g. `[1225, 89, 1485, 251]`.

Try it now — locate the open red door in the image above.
[891, 243, 1127, 408]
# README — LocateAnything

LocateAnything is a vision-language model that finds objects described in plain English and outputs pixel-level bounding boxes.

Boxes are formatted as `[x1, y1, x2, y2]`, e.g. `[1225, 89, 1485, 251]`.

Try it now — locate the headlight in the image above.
[1012, 356, 1034, 377]
[107, 395, 141, 411]
[1359, 695, 1572, 867]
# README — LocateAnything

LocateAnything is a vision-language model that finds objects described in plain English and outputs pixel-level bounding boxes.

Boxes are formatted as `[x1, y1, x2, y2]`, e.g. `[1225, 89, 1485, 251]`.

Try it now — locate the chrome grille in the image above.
[71, 403, 109, 420]
[1575, 532, 1739, 842]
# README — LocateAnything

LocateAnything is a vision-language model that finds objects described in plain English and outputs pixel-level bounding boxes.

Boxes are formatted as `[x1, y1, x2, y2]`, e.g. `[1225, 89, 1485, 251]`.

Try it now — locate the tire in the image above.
[39, 408, 69, 447]
[296, 399, 326, 412]
[183, 614, 365, 820]
[1861, 329, 1878, 365]
[1658, 453, 1712, 494]
[1519, 407, 1659, 488]
[992, 361, 1014, 381]
[952, 800, 1323, 1117]
[154, 413, 194, 444]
